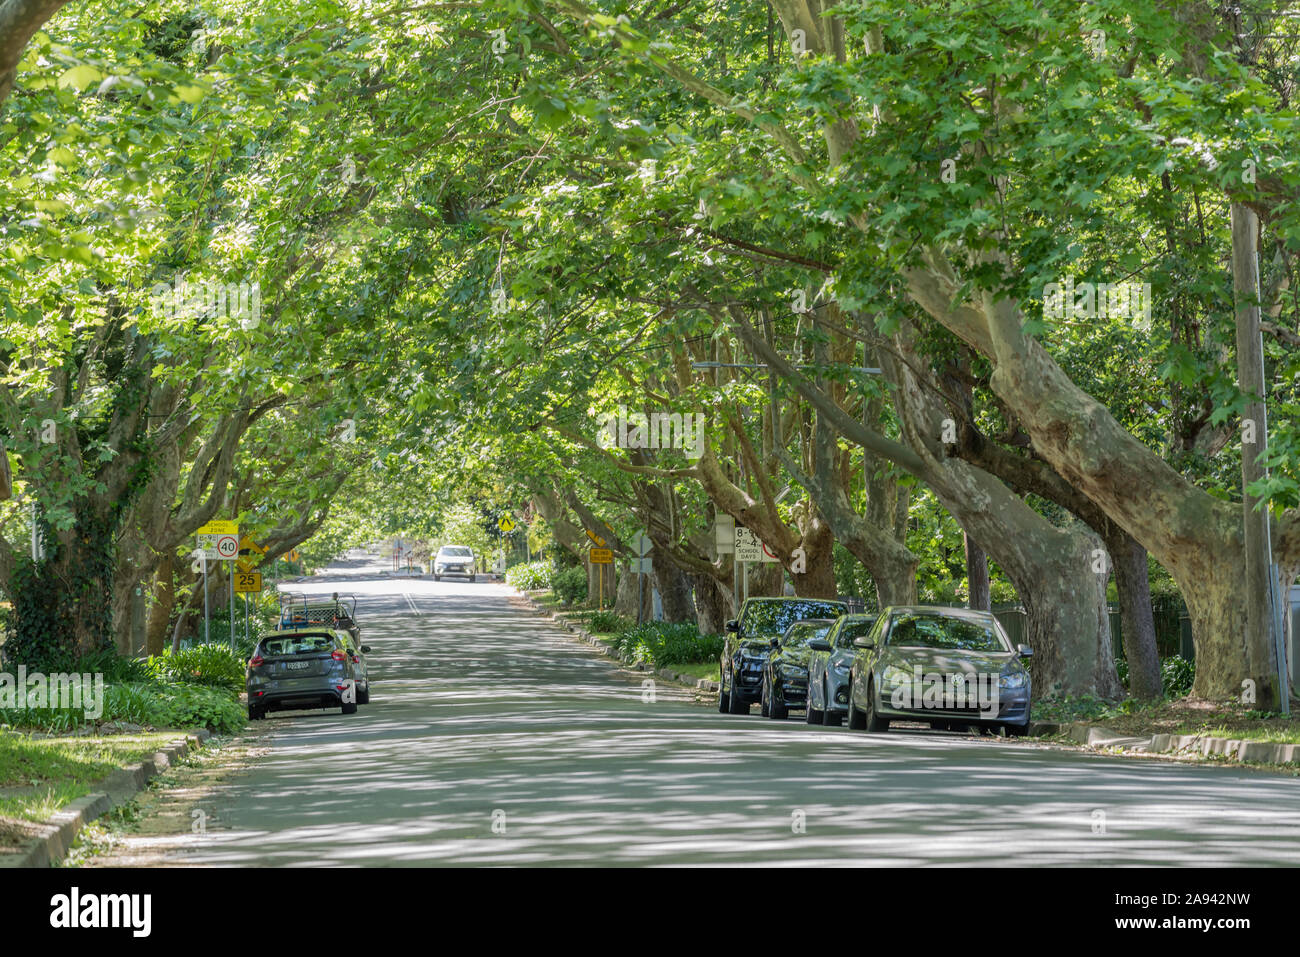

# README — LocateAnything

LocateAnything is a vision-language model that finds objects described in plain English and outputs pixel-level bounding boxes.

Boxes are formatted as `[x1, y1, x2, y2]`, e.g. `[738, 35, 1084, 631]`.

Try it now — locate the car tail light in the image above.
[249, 655, 264, 667]
[350, 654, 360, 663]
[332, 650, 346, 662]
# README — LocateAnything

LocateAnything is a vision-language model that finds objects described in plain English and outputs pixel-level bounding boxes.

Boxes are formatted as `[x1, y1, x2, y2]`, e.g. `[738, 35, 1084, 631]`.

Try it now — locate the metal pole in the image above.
[637, 564, 644, 626]
[244, 592, 250, 649]
[202, 553, 210, 645]
[229, 559, 236, 653]
[743, 560, 749, 603]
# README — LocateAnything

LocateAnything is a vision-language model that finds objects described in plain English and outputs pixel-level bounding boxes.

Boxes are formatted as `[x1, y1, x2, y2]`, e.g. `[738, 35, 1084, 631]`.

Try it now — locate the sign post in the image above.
[197, 522, 237, 648]
[589, 547, 613, 611]
[631, 531, 653, 626]
[202, 552, 209, 645]
[715, 514, 736, 610]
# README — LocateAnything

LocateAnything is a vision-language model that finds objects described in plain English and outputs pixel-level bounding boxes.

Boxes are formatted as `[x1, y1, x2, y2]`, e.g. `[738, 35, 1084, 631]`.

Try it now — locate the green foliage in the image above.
[147, 683, 244, 735]
[552, 565, 588, 606]
[146, 645, 245, 695]
[587, 610, 629, 633]
[0, 681, 242, 735]
[7, 511, 118, 671]
[1161, 655, 1196, 698]
[505, 561, 553, 590]
[609, 621, 723, 668]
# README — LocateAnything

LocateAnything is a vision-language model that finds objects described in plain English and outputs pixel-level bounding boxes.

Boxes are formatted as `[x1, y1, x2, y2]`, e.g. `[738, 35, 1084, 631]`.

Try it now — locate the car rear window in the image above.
[262, 634, 336, 656]
[440, 547, 472, 557]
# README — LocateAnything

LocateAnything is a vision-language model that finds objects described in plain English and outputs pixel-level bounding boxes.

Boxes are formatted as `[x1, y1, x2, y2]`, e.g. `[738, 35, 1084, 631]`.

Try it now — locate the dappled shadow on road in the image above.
[161, 570, 1300, 866]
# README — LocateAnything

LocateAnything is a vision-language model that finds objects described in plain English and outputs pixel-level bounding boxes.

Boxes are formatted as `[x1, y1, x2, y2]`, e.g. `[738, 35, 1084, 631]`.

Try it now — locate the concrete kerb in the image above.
[0, 729, 212, 868]
[1042, 721, 1298, 766]
[516, 590, 720, 693]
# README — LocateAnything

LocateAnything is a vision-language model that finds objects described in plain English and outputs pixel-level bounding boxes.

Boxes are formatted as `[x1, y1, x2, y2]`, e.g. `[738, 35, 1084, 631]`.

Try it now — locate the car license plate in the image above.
[285, 661, 310, 671]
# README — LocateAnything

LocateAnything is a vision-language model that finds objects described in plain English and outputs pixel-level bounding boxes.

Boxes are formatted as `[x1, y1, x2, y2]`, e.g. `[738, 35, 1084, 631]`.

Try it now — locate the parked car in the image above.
[336, 629, 372, 704]
[806, 612, 878, 726]
[845, 606, 1032, 735]
[719, 596, 847, 715]
[762, 618, 836, 719]
[433, 545, 477, 581]
[246, 629, 366, 720]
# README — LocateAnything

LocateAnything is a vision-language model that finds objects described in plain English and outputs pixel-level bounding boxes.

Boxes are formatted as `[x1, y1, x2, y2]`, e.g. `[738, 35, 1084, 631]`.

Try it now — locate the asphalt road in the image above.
[119, 555, 1300, 866]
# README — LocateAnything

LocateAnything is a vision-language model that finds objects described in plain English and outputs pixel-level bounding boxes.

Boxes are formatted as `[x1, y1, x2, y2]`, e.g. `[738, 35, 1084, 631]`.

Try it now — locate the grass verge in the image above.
[0, 730, 179, 825]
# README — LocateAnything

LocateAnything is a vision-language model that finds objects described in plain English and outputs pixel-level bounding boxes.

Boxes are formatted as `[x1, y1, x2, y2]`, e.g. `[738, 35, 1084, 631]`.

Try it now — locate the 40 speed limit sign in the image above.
[215, 535, 239, 559]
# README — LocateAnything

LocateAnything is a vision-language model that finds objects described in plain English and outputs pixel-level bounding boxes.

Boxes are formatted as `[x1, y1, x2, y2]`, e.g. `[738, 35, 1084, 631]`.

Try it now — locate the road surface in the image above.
[99, 555, 1300, 866]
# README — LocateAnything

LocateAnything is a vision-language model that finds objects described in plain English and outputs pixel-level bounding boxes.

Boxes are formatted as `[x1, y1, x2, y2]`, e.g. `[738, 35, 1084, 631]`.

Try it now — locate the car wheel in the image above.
[717, 666, 731, 713]
[434, 574, 441, 581]
[357, 685, 370, 705]
[770, 679, 788, 720]
[822, 682, 843, 726]
[847, 685, 867, 731]
[806, 685, 823, 724]
[342, 699, 359, 715]
[760, 674, 771, 717]
[865, 679, 890, 733]
[727, 669, 748, 714]
[471, 574, 476, 583]
[247, 704, 263, 721]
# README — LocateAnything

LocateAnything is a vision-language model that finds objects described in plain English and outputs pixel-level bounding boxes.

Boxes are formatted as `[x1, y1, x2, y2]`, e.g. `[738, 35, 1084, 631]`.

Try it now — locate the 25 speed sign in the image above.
[234, 571, 263, 594]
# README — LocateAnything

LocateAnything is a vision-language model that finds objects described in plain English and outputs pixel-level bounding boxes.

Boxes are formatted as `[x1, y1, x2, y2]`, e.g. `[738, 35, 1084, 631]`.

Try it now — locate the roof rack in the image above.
[278, 594, 357, 632]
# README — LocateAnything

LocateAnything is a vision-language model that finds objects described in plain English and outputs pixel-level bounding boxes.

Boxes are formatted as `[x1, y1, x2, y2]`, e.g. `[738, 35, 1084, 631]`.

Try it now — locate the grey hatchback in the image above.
[246, 629, 363, 720]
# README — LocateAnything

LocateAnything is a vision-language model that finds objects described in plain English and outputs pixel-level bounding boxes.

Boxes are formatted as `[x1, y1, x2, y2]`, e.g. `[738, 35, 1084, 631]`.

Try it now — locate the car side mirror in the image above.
[808, 638, 831, 652]
[725, 620, 739, 633]
[360, 645, 371, 654]
[852, 637, 875, 650]
[1017, 644, 1033, 658]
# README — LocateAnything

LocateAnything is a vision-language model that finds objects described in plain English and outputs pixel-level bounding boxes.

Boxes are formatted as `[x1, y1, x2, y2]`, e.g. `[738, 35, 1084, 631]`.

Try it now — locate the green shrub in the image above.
[610, 621, 723, 667]
[505, 561, 552, 590]
[588, 610, 629, 633]
[0, 680, 243, 734]
[1161, 655, 1195, 697]
[150, 682, 245, 734]
[146, 645, 245, 695]
[552, 565, 588, 605]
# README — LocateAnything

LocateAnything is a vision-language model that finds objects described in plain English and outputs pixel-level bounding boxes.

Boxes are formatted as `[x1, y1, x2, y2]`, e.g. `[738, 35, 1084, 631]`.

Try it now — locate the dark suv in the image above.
[718, 597, 847, 715]
[246, 629, 362, 720]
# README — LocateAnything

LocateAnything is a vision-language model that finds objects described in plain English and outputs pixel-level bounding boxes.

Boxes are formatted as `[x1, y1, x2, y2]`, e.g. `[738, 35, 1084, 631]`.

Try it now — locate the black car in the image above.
[718, 596, 848, 715]
[762, 618, 836, 719]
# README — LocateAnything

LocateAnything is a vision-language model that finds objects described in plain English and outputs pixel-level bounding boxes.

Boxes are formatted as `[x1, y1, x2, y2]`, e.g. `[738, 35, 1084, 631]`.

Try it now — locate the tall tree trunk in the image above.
[1231, 202, 1284, 705]
[965, 532, 990, 611]
[145, 555, 175, 657]
[1106, 528, 1162, 699]
[652, 552, 695, 622]
[692, 570, 730, 634]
